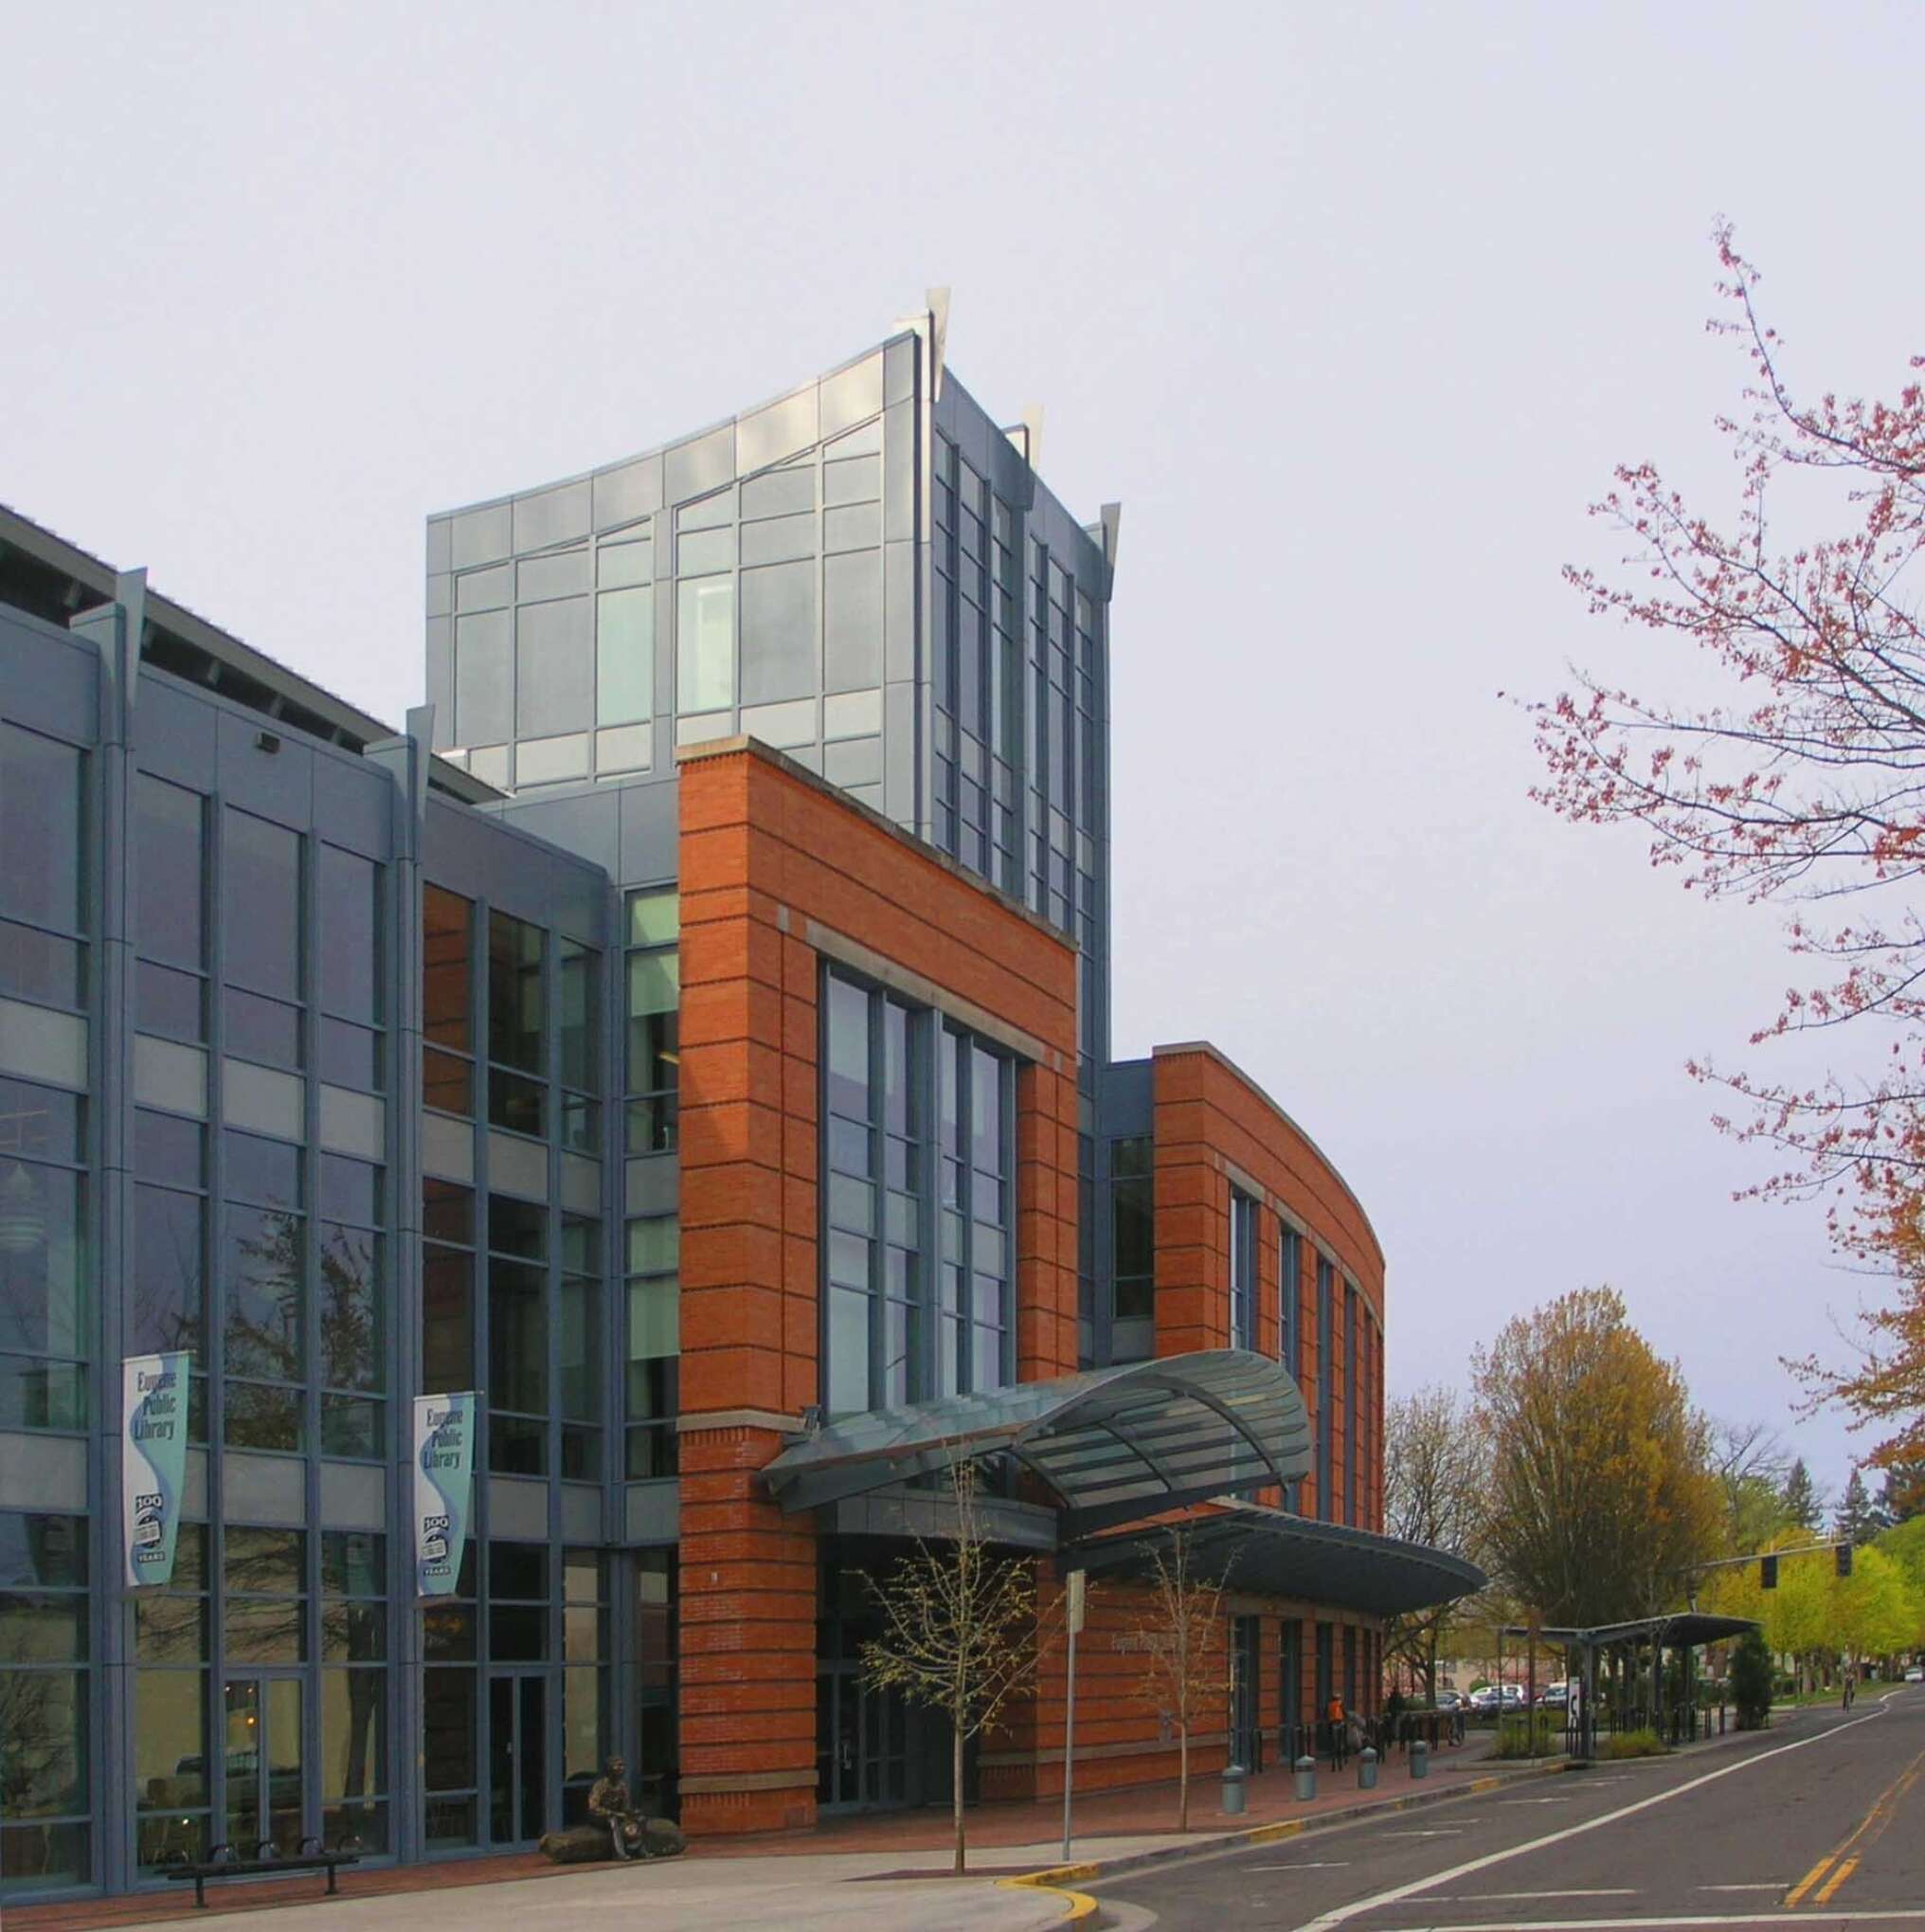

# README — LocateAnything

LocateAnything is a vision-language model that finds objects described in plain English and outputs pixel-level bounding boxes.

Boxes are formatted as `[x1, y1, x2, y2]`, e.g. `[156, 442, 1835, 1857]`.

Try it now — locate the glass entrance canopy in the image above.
[762, 1350, 1311, 1538]
[1075, 1499, 1488, 1616]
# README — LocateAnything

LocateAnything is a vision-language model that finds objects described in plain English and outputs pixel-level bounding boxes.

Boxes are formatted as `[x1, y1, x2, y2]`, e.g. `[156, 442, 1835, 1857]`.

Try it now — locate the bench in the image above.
[164, 1837, 361, 1909]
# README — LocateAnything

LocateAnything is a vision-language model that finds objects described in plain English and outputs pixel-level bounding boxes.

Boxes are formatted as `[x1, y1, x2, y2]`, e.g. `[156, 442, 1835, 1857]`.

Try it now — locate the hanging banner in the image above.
[413, 1392, 478, 1598]
[123, 1352, 190, 1588]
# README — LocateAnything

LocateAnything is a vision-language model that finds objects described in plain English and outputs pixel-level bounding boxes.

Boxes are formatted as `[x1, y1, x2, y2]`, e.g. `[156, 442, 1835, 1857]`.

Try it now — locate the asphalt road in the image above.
[1094, 1686, 1925, 1932]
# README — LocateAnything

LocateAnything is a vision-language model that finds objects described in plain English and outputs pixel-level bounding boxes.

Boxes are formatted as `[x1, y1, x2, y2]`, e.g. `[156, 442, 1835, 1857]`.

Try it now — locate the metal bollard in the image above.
[1411, 1739, 1429, 1779]
[1221, 1761, 1247, 1815]
[1358, 1745, 1377, 1790]
[1294, 1753, 1317, 1801]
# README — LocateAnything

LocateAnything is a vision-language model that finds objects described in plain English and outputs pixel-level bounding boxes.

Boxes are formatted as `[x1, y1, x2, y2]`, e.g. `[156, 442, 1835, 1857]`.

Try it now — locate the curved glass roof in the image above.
[762, 1350, 1311, 1538]
[1075, 1501, 1488, 1617]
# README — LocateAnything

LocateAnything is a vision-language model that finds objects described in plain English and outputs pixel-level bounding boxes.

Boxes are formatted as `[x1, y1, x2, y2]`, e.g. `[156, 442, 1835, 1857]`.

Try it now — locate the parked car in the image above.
[1905, 1664, 1923, 1683]
[1432, 1689, 1468, 1711]
[1500, 1685, 1526, 1708]
[1467, 1686, 1502, 1712]
[1538, 1681, 1570, 1709]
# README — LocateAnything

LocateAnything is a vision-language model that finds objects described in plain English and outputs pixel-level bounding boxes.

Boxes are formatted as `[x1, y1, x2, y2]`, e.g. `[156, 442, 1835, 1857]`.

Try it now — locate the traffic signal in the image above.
[1761, 1554, 1778, 1590]
[1836, 1543, 1853, 1580]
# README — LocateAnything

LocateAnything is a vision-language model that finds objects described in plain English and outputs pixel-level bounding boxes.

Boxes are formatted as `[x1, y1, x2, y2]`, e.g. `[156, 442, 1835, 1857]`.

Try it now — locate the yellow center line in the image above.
[1814, 1856, 1860, 1905]
[1786, 1745, 1925, 1906]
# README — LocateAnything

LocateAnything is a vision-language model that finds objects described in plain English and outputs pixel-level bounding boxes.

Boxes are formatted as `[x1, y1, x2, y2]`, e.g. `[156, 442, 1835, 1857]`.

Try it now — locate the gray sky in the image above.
[9, 1, 1922, 1507]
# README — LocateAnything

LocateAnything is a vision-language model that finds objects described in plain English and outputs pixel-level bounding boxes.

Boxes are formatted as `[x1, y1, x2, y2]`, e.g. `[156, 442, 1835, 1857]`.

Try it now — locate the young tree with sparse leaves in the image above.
[1524, 224, 1925, 1480]
[1383, 1386, 1490, 1701]
[856, 1455, 1044, 1874]
[1128, 1524, 1232, 1833]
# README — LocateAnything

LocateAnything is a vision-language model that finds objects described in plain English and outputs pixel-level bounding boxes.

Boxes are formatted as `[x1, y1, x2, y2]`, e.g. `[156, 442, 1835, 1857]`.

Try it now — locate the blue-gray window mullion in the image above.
[914, 1005, 939, 1404]
[205, 795, 232, 1853]
[865, 983, 884, 1411]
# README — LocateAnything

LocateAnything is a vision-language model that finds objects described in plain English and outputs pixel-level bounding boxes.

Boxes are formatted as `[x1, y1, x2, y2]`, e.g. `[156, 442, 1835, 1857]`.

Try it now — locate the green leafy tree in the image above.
[1781, 1459, 1824, 1534]
[1474, 1290, 1722, 1627]
[1835, 1469, 1880, 1547]
[1879, 1462, 1925, 1526]
[1833, 1544, 1922, 1665]
[1728, 1628, 1773, 1729]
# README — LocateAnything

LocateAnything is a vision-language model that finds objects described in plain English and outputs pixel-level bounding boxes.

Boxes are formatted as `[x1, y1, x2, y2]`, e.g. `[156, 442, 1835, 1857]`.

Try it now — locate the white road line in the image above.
[1383, 1829, 1466, 1837]
[1363, 1917, 1925, 1932]
[1250, 1862, 1351, 1870]
[1696, 1883, 1784, 1891]
[1443, 1890, 1638, 1902]
[1506, 1797, 1574, 1804]
[1296, 1693, 1902, 1932]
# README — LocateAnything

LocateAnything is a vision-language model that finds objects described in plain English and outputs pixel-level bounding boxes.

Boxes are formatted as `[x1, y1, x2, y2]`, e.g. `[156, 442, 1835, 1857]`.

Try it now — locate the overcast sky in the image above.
[9, 2, 1922, 1507]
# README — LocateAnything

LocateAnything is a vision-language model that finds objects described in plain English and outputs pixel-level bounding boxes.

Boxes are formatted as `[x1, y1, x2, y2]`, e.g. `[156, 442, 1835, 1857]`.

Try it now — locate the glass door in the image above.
[223, 1674, 306, 1857]
[815, 1664, 909, 1813]
[488, 1672, 548, 1846]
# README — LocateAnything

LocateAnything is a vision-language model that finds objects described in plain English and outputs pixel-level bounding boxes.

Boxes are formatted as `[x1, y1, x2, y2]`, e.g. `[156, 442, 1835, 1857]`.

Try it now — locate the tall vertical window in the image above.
[1109, 1137, 1154, 1365]
[421, 1179, 474, 1393]
[423, 886, 474, 1116]
[561, 1549, 608, 1826]
[486, 1194, 547, 1474]
[321, 1529, 387, 1852]
[317, 845, 384, 1092]
[1229, 1188, 1257, 1351]
[559, 1215, 602, 1479]
[0, 723, 87, 1015]
[223, 1131, 305, 1452]
[134, 773, 207, 1040]
[1279, 1226, 1301, 1378]
[318, 1154, 384, 1459]
[557, 940, 601, 1154]
[823, 969, 1014, 1415]
[624, 891, 678, 1154]
[624, 1215, 677, 1476]
[486, 912, 545, 1137]
[1345, 1283, 1359, 1527]
[1316, 1258, 1334, 1522]
[223, 809, 303, 1071]
[132, 1110, 206, 1435]
[0, 1078, 87, 1433]
[134, 1520, 208, 1871]
[0, 1511, 91, 1892]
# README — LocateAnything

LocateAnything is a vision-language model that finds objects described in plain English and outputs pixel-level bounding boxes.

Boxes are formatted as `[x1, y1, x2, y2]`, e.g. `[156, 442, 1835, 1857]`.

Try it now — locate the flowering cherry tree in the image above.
[1528, 225, 1925, 1470]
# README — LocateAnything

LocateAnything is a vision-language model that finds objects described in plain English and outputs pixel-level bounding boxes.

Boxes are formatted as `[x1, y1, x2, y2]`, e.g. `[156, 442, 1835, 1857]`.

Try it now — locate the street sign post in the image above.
[1062, 1569, 1086, 1862]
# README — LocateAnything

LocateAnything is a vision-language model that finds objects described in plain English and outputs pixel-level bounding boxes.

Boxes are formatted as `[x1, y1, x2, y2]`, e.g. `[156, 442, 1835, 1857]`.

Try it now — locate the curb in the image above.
[998, 1869, 1102, 1923]
[1009, 1755, 1577, 1914]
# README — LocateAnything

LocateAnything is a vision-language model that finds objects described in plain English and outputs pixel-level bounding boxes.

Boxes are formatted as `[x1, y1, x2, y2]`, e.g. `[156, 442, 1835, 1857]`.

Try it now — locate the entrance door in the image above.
[815, 1664, 909, 1812]
[1230, 1616, 1262, 1771]
[223, 1674, 306, 1857]
[488, 1673, 548, 1846]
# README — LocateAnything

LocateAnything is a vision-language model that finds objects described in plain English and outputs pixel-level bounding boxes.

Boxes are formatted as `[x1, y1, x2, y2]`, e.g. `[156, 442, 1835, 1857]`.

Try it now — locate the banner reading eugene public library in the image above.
[413, 1392, 477, 1597]
[122, 1352, 190, 1588]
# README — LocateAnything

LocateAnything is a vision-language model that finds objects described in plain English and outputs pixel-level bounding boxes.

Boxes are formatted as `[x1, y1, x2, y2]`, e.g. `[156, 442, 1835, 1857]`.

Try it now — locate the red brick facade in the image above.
[673, 738, 1079, 1834]
[671, 741, 1390, 1834]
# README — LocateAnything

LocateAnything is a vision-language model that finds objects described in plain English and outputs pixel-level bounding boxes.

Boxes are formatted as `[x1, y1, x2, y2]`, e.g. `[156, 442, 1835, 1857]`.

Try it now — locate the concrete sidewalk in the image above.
[14, 1735, 1551, 1932]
